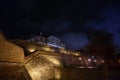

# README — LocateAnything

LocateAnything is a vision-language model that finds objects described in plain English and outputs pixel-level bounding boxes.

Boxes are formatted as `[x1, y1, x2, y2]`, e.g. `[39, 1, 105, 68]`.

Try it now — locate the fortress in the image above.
[0, 31, 105, 80]
[0, 32, 80, 80]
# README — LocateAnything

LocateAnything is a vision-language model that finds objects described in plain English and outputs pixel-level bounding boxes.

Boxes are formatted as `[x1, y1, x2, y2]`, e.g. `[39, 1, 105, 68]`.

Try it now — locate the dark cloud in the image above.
[84, 5, 120, 45]
[59, 33, 88, 50]
[1, 0, 120, 49]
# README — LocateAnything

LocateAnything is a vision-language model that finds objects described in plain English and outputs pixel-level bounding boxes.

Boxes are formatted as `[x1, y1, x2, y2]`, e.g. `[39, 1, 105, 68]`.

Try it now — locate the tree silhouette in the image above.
[85, 30, 115, 65]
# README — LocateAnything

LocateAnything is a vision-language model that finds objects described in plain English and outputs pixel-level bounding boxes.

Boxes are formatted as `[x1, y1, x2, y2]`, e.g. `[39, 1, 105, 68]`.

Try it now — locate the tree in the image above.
[85, 30, 115, 64]
[85, 30, 116, 79]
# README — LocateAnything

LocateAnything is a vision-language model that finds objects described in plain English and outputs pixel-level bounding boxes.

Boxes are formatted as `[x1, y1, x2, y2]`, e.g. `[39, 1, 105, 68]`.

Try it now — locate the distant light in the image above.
[101, 60, 105, 63]
[77, 67, 85, 68]
[47, 43, 64, 49]
[79, 57, 82, 60]
[88, 59, 91, 62]
[88, 67, 93, 69]
[94, 59, 97, 62]
[92, 56, 94, 58]
[77, 67, 97, 69]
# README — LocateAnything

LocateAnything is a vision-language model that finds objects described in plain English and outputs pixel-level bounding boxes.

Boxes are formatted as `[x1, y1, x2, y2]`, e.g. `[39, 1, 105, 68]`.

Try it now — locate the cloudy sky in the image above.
[0, 0, 120, 50]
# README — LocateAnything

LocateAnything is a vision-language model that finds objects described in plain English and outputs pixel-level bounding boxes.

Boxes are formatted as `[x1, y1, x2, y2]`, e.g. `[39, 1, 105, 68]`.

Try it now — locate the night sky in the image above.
[0, 0, 120, 50]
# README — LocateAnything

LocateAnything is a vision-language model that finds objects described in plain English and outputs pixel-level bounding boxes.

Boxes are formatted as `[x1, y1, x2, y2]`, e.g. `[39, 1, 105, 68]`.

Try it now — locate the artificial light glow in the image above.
[74, 53, 80, 56]
[42, 55, 61, 66]
[54, 69, 61, 79]
[28, 48, 36, 53]
[101, 60, 105, 63]
[79, 57, 82, 60]
[27, 65, 54, 80]
[42, 47, 55, 52]
[88, 67, 93, 69]
[25, 55, 62, 80]
[47, 43, 64, 49]
[94, 59, 97, 62]
[29, 68, 40, 80]
[88, 59, 91, 62]
[59, 49, 67, 54]
[27, 45, 37, 53]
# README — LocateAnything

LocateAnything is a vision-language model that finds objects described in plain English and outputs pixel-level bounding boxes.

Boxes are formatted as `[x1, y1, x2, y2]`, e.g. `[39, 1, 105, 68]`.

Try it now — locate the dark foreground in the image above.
[0, 62, 120, 80]
[50, 67, 120, 80]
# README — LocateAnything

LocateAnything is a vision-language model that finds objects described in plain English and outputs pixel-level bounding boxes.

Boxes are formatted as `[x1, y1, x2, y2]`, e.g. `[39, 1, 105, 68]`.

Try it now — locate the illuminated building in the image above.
[47, 36, 65, 49]
[28, 35, 65, 49]
[28, 35, 47, 45]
